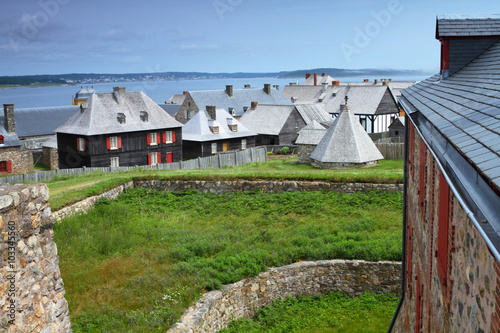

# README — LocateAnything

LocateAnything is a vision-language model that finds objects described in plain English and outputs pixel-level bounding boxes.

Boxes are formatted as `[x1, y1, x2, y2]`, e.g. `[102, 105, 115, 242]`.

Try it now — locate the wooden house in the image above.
[389, 15, 500, 332]
[182, 106, 257, 159]
[56, 87, 183, 169]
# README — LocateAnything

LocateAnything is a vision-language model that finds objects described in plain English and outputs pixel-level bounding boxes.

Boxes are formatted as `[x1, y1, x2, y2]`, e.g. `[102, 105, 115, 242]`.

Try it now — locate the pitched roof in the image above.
[158, 104, 182, 117]
[165, 94, 187, 105]
[436, 15, 500, 38]
[310, 105, 383, 163]
[295, 104, 333, 126]
[301, 74, 335, 86]
[182, 108, 256, 142]
[0, 126, 21, 147]
[401, 39, 500, 191]
[282, 85, 334, 104]
[0, 106, 78, 138]
[239, 105, 296, 136]
[42, 135, 57, 149]
[295, 120, 327, 145]
[56, 88, 183, 136]
[74, 86, 96, 100]
[187, 86, 292, 117]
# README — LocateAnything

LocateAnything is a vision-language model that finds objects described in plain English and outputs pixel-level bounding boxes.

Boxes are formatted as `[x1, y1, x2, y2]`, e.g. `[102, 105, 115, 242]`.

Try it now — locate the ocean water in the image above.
[0, 76, 426, 109]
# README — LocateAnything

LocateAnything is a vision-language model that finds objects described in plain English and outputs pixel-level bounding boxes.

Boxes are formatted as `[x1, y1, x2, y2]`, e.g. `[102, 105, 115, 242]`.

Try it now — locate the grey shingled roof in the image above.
[165, 94, 186, 105]
[56, 89, 183, 136]
[0, 106, 78, 138]
[310, 106, 383, 164]
[182, 108, 256, 142]
[301, 74, 335, 86]
[42, 135, 57, 149]
[295, 104, 333, 126]
[74, 87, 96, 100]
[158, 104, 182, 117]
[436, 15, 500, 38]
[401, 39, 500, 191]
[239, 105, 296, 136]
[188, 86, 292, 117]
[0, 126, 21, 147]
[295, 120, 327, 145]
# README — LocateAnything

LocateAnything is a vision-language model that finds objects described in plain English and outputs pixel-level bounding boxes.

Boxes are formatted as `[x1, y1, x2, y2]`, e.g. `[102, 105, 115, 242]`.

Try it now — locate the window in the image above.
[163, 131, 176, 143]
[187, 110, 194, 120]
[211, 143, 217, 154]
[148, 152, 161, 165]
[210, 126, 219, 134]
[117, 113, 126, 124]
[110, 157, 119, 167]
[0, 136, 4, 144]
[229, 108, 236, 116]
[241, 139, 247, 150]
[77, 137, 86, 151]
[359, 116, 367, 130]
[229, 125, 238, 132]
[0, 161, 12, 173]
[106, 136, 122, 150]
[140, 111, 148, 122]
[147, 132, 160, 146]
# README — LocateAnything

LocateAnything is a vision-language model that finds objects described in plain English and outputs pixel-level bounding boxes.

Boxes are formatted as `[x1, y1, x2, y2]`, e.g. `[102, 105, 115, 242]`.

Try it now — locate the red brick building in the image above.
[390, 15, 500, 332]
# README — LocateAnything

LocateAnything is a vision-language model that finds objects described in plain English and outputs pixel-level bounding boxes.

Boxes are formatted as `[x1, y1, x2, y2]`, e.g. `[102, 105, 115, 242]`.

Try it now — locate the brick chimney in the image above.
[332, 81, 340, 86]
[305, 73, 311, 80]
[226, 85, 233, 97]
[251, 101, 258, 110]
[264, 84, 271, 95]
[273, 85, 279, 91]
[314, 73, 318, 86]
[183, 91, 188, 95]
[321, 73, 326, 77]
[374, 79, 378, 84]
[206, 105, 216, 120]
[364, 79, 369, 83]
[113, 87, 126, 105]
[244, 84, 251, 88]
[3, 104, 15, 134]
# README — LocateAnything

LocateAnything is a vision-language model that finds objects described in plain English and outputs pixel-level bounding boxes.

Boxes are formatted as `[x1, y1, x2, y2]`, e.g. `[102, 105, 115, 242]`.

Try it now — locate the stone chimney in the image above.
[206, 105, 216, 120]
[305, 73, 311, 80]
[273, 85, 280, 91]
[322, 83, 328, 92]
[3, 104, 15, 134]
[264, 84, 271, 95]
[226, 85, 233, 97]
[244, 84, 251, 88]
[113, 87, 126, 105]
[364, 79, 369, 83]
[251, 101, 258, 110]
[314, 73, 318, 86]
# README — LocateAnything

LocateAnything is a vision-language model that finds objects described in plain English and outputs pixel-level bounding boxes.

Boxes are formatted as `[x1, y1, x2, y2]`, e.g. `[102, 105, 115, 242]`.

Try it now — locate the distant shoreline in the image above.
[0, 83, 72, 90]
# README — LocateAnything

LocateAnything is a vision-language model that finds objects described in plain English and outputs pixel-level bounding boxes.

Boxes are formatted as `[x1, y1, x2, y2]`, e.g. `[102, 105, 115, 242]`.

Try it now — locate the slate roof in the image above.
[295, 120, 327, 145]
[158, 104, 181, 117]
[56, 88, 183, 136]
[0, 126, 21, 147]
[0, 106, 78, 138]
[239, 105, 297, 136]
[42, 136, 58, 149]
[74, 87, 95, 100]
[436, 15, 500, 38]
[282, 85, 336, 104]
[301, 74, 335, 86]
[182, 108, 256, 142]
[187, 86, 292, 117]
[165, 94, 186, 105]
[310, 105, 383, 164]
[401, 39, 500, 191]
[295, 104, 333, 126]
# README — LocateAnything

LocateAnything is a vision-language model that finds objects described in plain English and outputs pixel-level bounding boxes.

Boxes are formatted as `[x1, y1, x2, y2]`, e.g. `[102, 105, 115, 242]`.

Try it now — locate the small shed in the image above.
[295, 120, 327, 163]
[310, 103, 383, 168]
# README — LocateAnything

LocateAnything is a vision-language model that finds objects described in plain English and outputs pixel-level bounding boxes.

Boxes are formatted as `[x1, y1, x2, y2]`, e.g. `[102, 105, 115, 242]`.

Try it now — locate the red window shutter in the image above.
[117, 136, 122, 149]
[106, 137, 111, 150]
[172, 130, 176, 142]
[147, 133, 151, 145]
[83, 138, 86, 151]
[7, 160, 12, 172]
[148, 153, 152, 165]
[437, 171, 450, 288]
[76, 138, 80, 151]
[419, 140, 426, 207]
[166, 152, 173, 163]
[157, 152, 161, 164]
[162, 132, 166, 144]
[157, 133, 161, 144]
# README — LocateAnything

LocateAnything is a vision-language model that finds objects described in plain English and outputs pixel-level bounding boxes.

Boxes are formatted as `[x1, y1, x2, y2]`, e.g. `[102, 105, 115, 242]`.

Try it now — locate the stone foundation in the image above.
[311, 160, 380, 169]
[0, 147, 33, 175]
[0, 184, 71, 332]
[168, 260, 401, 333]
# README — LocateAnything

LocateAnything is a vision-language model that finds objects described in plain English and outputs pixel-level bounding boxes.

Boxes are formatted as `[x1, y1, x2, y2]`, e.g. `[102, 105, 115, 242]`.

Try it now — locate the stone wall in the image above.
[0, 184, 71, 332]
[0, 147, 33, 175]
[41, 147, 58, 170]
[391, 123, 500, 332]
[168, 260, 401, 333]
[297, 144, 316, 163]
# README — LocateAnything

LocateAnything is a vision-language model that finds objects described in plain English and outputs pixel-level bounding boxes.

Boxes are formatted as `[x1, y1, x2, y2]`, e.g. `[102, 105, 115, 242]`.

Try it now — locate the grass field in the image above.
[53, 187, 403, 332]
[45, 158, 404, 211]
[220, 291, 399, 333]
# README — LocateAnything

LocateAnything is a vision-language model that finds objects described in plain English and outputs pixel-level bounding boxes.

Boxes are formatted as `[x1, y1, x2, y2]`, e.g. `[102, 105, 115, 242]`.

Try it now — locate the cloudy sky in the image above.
[1, 0, 500, 76]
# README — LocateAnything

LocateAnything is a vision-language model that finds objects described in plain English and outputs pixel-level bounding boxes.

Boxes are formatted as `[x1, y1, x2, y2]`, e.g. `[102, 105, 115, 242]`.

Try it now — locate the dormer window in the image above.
[229, 125, 238, 132]
[117, 113, 126, 124]
[229, 107, 236, 116]
[210, 126, 219, 134]
[227, 118, 238, 132]
[140, 111, 148, 122]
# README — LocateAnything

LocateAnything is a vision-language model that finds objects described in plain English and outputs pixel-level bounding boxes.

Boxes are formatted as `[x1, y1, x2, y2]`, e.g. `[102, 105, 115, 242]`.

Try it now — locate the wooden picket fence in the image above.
[0, 147, 267, 184]
[375, 143, 405, 160]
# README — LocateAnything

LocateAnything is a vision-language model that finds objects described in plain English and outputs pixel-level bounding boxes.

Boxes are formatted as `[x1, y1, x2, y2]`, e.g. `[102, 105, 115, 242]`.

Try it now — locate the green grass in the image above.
[53, 188, 402, 332]
[44, 158, 403, 211]
[220, 292, 399, 333]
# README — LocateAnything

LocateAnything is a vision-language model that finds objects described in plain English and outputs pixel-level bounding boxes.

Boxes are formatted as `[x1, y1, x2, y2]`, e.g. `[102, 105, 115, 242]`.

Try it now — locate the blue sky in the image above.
[1, 0, 500, 76]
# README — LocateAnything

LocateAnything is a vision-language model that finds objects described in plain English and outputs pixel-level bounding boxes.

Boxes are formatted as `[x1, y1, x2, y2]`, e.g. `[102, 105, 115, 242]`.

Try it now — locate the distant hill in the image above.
[0, 68, 429, 86]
